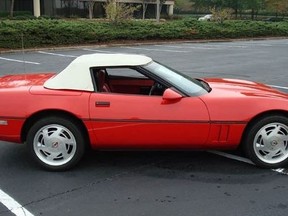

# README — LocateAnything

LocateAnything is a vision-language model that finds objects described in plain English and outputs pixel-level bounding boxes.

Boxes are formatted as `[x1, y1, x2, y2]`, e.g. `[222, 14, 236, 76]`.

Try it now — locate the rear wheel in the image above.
[243, 115, 288, 168]
[27, 117, 86, 171]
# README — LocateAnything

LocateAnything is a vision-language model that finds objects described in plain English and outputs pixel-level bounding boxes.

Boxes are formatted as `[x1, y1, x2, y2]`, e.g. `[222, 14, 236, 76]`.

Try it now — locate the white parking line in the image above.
[208, 150, 254, 165]
[123, 46, 189, 53]
[83, 48, 147, 55]
[0, 57, 40, 65]
[269, 85, 288, 90]
[0, 189, 34, 216]
[154, 44, 217, 50]
[83, 48, 116, 53]
[234, 42, 274, 47]
[209, 151, 288, 176]
[38, 51, 77, 58]
[273, 168, 288, 175]
[203, 44, 248, 48]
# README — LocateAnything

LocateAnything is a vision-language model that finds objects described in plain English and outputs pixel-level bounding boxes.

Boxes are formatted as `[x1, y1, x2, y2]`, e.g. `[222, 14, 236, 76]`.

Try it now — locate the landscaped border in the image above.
[1, 18, 288, 49]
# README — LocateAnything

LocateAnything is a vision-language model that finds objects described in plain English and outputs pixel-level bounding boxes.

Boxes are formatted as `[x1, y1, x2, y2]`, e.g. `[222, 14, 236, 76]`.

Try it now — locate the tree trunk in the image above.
[251, 8, 255, 20]
[10, 0, 15, 17]
[156, 0, 160, 22]
[88, 1, 96, 19]
[142, 3, 147, 20]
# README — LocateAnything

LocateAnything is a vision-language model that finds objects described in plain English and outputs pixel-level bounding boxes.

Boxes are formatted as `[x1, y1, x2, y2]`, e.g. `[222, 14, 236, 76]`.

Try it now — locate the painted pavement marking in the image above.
[0, 189, 34, 216]
[38, 51, 77, 58]
[82, 48, 116, 53]
[268, 85, 288, 90]
[154, 44, 218, 50]
[209, 151, 288, 176]
[0, 57, 40, 65]
[123, 46, 189, 53]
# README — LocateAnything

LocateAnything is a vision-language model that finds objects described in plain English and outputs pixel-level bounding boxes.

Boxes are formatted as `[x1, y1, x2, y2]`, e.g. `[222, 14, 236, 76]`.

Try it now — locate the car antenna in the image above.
[21, 33, 26, 73]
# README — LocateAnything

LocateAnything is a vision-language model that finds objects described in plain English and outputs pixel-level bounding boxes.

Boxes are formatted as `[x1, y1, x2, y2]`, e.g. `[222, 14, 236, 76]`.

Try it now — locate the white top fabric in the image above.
[44, 53, 152, 92]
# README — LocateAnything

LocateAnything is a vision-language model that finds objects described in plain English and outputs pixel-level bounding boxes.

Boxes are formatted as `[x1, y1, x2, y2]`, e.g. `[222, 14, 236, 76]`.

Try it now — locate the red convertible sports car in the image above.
[0, 53, 288, 170]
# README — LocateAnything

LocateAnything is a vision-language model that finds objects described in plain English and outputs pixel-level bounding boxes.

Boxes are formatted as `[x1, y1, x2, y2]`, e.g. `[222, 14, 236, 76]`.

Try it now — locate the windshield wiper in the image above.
[196, 78, 212, 93]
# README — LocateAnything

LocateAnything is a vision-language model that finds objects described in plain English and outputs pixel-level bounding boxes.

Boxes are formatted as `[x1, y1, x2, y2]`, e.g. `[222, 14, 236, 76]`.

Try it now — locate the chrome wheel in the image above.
[243, 115, 288, 168]
[33, 124, 77, 167]
[253, 123, 288, 164]
[28, 117, 86, 170]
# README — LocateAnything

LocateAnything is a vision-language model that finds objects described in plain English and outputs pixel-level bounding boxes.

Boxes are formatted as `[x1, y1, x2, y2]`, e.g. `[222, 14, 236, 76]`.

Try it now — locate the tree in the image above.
[10, 0, 15, 17]
[265, 0, 288, 17]
[104, 0, 139, 23]
[156, 0, 160, 22]
[156, 0, 166, 22]
[190, 0, 267, 19]
[142, 0, 148, 19]
[191, 0, 215, 11]
[210, 6, 233, 23]
[242, 0, 264, 19]
[224, 0, 245, 18]
[175, 0, 193, 12]
[87, 1, 96, 19]
[191, 0, 227, 11]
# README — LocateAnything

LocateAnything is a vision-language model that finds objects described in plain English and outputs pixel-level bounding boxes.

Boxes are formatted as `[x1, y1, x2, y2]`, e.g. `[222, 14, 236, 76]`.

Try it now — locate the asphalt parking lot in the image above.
[0, 39, 288, 216]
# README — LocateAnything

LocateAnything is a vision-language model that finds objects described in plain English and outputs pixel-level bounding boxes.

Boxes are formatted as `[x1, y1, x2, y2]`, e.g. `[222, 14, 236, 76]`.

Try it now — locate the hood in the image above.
[203, 78, 288, 99]
[200, 78, 288, 122]
[0, 73, 55, 89]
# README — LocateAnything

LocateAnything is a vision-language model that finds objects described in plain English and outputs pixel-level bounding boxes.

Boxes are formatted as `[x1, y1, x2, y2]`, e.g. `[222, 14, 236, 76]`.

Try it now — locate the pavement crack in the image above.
[18, 159, 165, 210]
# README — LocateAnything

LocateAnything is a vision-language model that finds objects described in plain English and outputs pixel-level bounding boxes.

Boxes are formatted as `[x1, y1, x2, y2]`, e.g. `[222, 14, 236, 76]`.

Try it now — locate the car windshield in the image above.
[143, 61, 207, 96]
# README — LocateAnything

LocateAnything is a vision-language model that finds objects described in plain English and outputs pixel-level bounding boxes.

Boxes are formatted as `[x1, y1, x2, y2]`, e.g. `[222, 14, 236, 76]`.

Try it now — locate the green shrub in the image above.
[0, 19, 287, 49]
[0, 11, 32, 18]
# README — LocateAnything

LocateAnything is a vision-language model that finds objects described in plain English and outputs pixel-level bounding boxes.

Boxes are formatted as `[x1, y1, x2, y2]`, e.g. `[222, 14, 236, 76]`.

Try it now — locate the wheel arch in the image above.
[21, 109, 90, 145]
[241, 109, 288, 144]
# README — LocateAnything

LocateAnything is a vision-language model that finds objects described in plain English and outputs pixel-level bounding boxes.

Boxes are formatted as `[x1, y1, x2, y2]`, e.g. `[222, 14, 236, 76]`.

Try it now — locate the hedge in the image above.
[0, 18, 287, 49]
[0, 11, 32, 18]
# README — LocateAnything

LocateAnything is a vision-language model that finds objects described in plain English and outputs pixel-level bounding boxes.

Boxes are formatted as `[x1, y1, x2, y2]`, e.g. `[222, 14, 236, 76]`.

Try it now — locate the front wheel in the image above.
[243, 115, 288, 168]
[27, 117, 86, 171]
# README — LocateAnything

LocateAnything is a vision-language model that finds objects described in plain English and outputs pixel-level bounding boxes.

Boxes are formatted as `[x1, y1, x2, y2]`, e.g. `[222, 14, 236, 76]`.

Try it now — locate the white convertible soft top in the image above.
[44, 53, 152, 92]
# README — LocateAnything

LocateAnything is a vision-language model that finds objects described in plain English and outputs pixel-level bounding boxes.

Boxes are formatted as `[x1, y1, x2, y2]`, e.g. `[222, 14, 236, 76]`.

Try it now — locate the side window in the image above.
[106, 68, 146, 78]
[93, 69, 111, 93]
[92, 67, 167, 96]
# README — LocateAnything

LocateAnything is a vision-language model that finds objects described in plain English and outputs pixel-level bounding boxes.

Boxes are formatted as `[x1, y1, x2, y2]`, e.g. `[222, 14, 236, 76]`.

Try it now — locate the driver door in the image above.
[89, 91, 210, 148]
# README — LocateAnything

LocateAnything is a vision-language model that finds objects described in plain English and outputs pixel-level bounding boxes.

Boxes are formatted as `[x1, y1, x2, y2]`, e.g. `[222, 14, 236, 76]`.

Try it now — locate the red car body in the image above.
[0, 54, 288, 170]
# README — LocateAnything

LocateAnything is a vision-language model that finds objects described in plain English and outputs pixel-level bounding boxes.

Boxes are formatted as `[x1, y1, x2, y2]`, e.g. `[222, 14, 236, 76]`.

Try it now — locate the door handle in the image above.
[95, 101, 110, 107]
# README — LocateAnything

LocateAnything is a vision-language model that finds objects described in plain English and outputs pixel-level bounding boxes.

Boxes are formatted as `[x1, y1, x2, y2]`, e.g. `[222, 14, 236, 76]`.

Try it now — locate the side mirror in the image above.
[162, 88, 182, 103]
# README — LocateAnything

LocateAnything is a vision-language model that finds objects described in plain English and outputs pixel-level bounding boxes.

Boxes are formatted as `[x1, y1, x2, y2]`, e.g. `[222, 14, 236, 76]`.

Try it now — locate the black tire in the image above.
[243, 115, 288, 168]
[26, 116, 86, 171]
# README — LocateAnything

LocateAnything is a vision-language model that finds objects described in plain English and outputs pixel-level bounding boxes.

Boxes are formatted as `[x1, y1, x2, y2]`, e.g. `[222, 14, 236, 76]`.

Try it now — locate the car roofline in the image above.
[44, 54, 153, 92]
